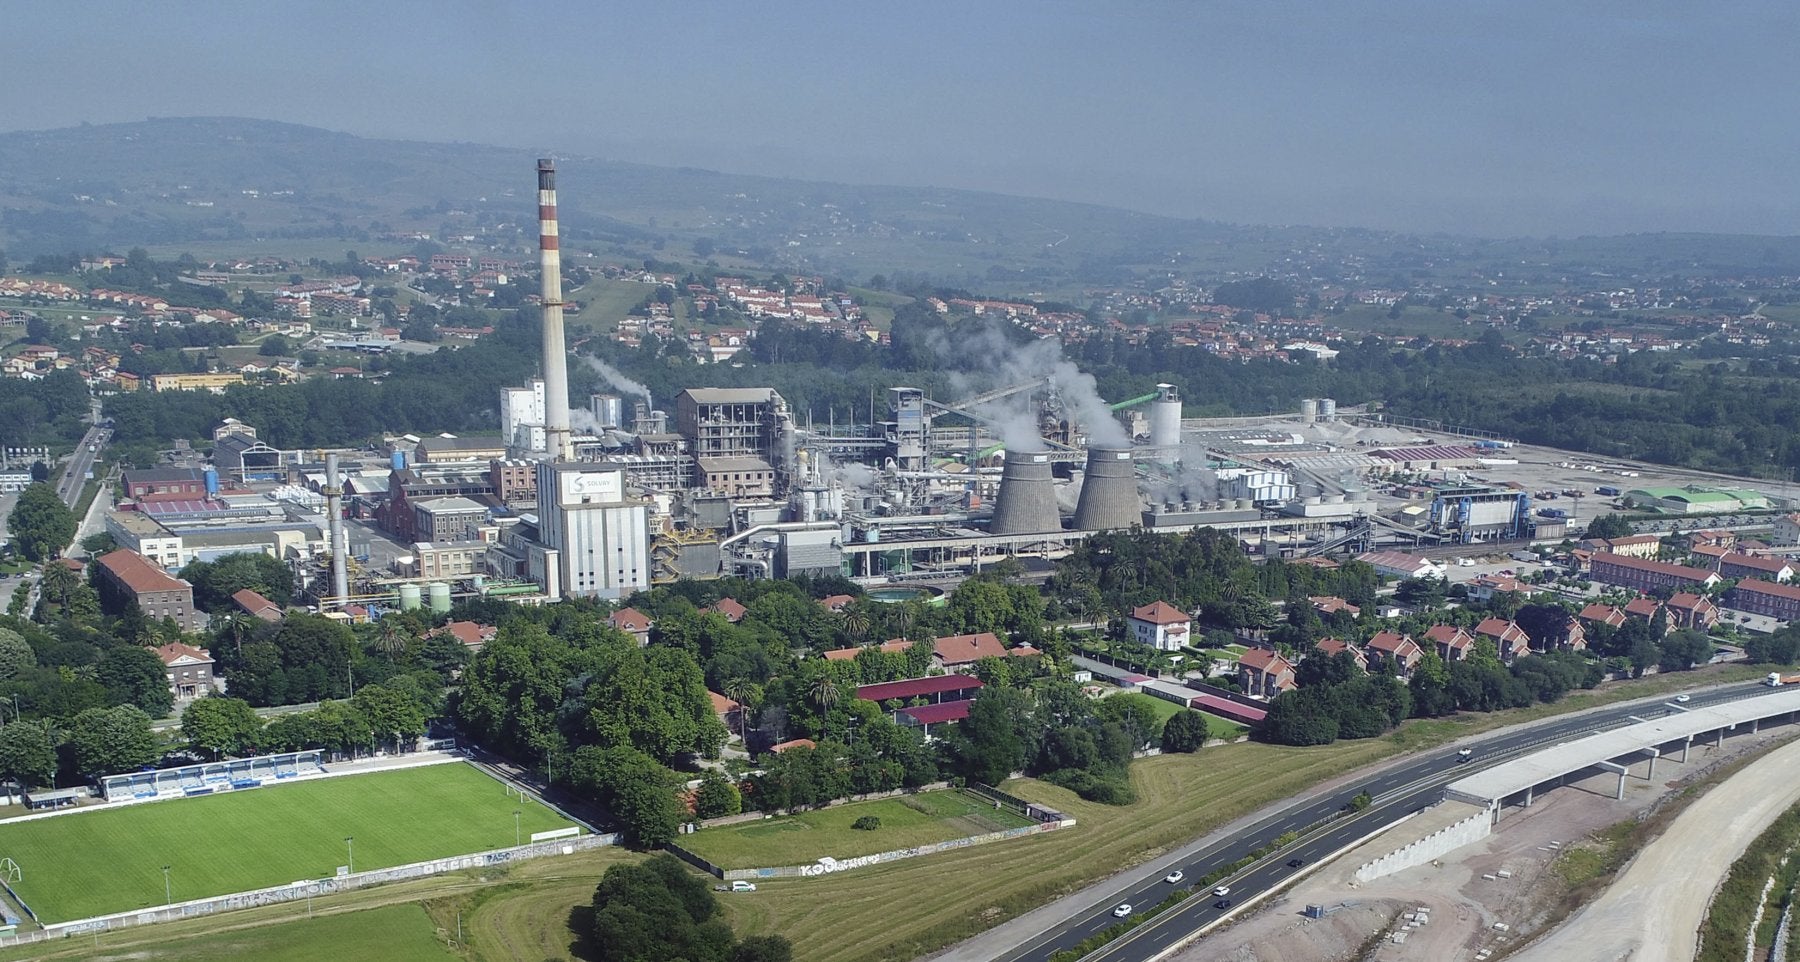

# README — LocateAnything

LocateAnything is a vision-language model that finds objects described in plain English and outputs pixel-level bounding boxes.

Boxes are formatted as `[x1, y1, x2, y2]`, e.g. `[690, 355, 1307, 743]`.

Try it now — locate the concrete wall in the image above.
[1352, 806, 1492, 883]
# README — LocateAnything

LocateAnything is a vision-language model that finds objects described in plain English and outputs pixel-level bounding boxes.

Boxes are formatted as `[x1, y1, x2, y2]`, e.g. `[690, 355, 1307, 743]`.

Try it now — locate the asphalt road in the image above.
[999, 679, 1780, 962]
[53, 421, 108, 507]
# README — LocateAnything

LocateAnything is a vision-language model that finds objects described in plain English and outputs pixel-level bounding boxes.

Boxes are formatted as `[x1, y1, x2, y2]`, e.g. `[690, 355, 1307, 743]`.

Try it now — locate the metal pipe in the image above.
[538, 159, 573, 461]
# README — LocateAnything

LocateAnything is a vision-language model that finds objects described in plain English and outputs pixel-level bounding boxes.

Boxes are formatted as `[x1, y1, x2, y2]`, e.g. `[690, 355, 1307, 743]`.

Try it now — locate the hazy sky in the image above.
[6, 1, 1798, 237]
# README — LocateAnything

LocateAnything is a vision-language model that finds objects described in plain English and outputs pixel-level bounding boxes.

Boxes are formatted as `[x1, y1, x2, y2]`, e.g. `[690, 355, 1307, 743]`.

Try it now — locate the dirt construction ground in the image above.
[1174, 724, 1800, 962]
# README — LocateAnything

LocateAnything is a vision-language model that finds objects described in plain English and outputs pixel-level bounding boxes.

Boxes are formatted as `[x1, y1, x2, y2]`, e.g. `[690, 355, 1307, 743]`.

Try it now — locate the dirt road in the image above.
[1512, 733, 1800, 962]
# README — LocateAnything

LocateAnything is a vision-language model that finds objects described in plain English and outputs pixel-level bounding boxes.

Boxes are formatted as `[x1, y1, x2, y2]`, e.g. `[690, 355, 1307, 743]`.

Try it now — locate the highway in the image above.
[997, 680, 1779, 962]
[53, 412, 108, 508]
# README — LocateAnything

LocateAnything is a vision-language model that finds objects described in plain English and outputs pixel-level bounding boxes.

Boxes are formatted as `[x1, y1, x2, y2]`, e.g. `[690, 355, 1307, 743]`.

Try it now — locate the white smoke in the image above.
[812, 448, 882, 493]
[938, 324, 1131, 451]
[584, 357, 651, 406]
[568, 407, 606, 437]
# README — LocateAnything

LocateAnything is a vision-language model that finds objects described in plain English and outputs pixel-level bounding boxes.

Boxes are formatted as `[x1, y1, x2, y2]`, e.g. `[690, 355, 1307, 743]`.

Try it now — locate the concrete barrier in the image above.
[710, 818, 1075, 881]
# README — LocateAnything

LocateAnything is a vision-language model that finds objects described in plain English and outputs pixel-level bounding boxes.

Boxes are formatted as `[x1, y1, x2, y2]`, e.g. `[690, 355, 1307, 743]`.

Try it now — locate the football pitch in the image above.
[0, 762, 577, 924]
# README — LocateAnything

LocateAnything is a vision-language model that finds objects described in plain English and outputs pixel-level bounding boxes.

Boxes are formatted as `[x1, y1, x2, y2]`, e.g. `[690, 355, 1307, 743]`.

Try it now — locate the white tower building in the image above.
[534, 462, 650, 600]
[500, 380, 547, 453]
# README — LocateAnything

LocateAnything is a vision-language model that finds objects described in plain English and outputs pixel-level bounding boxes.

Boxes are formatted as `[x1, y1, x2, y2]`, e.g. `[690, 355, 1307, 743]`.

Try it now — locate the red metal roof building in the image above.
[855, 675, 983, 705]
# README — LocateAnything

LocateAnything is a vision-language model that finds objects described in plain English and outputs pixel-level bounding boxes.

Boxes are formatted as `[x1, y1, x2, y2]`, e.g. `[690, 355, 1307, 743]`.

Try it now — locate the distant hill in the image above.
[2, 117, 1798, 289]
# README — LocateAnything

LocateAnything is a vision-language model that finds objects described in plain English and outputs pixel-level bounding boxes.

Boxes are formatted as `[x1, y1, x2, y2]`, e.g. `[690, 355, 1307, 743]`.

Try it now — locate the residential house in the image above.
[154, 642, 215, 700]
[709, 691, 745, 735]
[1467, 573, 1532, 602]
[608, 607, 653, 645]
[1365, 631, 1424, 677]
[437, 620, 498, 651]
[230, 588, 282, 622]
[1578, 603, 1627, 630]
[1238, 648, 1296, 699]
[1314, 637, 1368, 672]
[1730, 580, 1800, 622]
[1530, 615, 1588, 653]
[1717, 553, 1795, 583]
[1624, 597, 1665, 622]
[1127, 601, 1192, 652]
[1771, 514, 1800, 548]
[1666, 592, 1720, 630]
[818, 594, 856, 614]
[1309, 596, 1361, 618]
[1424, 624, 1476, 662]
[1589, 553, 1721, 594]
[703, 597, 748, 623]
[931, 632, 1033, 672]
[1474, 618, 1533, 661]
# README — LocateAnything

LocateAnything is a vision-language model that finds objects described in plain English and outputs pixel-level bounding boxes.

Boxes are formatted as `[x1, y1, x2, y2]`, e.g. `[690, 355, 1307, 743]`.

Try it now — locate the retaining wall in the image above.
[1352, 805, 1492, 883]
[704, 818, 1075, 881]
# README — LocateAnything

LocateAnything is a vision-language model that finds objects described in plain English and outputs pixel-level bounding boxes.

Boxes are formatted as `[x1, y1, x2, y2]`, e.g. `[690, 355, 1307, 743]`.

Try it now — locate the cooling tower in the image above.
[1072, 447, 1142, 531]
[989, 450, 1063, 535]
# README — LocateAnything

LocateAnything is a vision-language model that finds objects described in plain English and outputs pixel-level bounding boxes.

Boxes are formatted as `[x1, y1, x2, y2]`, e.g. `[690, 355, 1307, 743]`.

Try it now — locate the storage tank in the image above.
[427, 582, 452, 613]
[989, 450, 1063, 534]
[1319, 398, 1338, 421]
[1149, 384, 1183, 448]
[1299, 398, 1320, 423]
[1072, 448, 1142, 531]
[391, 450, 407, 471]
[590, 394, 624, 430]
[1236, 498, 1255, 510]
[203, 467, 219, 497]
[398, 583, 423, 611]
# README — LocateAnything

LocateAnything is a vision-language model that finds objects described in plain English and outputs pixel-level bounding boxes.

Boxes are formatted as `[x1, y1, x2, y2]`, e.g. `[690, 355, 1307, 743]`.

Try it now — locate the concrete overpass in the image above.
[1446, 685, 1800, 818]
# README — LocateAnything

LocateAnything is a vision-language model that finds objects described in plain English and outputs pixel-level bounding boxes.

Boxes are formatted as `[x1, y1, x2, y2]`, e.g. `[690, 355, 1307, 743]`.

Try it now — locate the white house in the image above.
[1128, 601, 1191, 652]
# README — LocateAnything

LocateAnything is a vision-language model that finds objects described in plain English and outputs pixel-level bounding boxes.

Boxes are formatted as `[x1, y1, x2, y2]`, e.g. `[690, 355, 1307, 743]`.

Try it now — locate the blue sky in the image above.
[5, 1, 1797, 236]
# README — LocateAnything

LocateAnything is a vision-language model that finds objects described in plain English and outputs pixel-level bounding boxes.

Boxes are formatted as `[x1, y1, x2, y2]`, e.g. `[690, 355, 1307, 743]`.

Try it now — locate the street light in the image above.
[513, 810, 521, 848]
[344, 836, 354, 875]
[162, 865, 171, 906]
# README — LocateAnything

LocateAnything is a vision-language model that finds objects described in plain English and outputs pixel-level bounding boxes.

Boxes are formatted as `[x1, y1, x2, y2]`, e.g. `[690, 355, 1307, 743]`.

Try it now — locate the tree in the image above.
[694, 769, 741, 819]
[68, 705, 160, 776]
[181, 552, 295, 611]
[1659, 629, 1713, 672]
[568, 744, 683, 848]
[181, 696, 264, 759]
[97, 644, 175, 717]
[7, 484, 76, 561]
[1160, 710, 1209, 753]
[0, 627, 36, 681]
[259, 334, 292, 357]
[733, 936, 795, 962]
[350, 683, 427, 751]
[953, 687, 1032, 784]
[1586, 514, 1634, 540]
[0, 721, 58, 789]
[29, 461, 49, 483]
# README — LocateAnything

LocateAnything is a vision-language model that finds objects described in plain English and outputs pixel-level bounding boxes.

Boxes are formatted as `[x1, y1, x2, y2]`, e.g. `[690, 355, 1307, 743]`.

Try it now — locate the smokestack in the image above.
[1073, 447, 1143, 531]
[326, 454, 349, 605]
[538, 159, 573, 461]
[989, 450, 1063, 535]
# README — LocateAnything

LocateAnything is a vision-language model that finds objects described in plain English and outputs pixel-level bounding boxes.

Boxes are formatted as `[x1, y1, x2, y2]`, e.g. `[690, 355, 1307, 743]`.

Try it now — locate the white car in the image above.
[1164, 870, 1185, 884]
[1112, 903, 1133, 918]
[1212, 885, 1231, 897]
[1674, 694, 1691, 703]
[730, 881, 757, 893]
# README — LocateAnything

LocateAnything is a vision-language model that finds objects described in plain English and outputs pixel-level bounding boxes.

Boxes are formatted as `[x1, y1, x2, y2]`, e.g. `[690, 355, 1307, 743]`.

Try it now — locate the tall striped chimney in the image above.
[538, 159, 573, 461]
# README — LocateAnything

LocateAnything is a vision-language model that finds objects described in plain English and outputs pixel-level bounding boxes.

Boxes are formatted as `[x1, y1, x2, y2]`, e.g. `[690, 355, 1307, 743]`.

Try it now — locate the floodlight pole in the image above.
[162, 864, 171, 906]
[345, 836, 354, 875]
[514, 809, 521, 847]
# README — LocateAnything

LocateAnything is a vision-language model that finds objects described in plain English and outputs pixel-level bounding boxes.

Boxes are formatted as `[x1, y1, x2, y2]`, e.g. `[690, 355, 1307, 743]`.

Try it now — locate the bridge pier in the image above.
[1644, 747, 1660, 780]
[1680, 736, 1692, 764]
[1599, 761, 1629, 800]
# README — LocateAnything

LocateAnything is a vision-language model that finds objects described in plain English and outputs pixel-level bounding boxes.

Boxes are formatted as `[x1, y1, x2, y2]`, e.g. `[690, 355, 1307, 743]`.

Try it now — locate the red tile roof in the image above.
[608, 607, 652, 632]
[440, 620, 497, 648]
[932, 631, 1009, 665]
[770, 738, 815, 754]
[898, 700, 973, 725]
[154, 642, 212, 666]
[96, 549, 189, 594]
[1732, 580, 1800, 601]
[1129, 601, 1189, 625]
[1239, 648, 1293, 673]
[705, 597, 747, 622]
[1189, 693, 1266, 723]
[855, 675, 984, 703]
[231, 588, 281, 620]
[708, 691, 742, 714]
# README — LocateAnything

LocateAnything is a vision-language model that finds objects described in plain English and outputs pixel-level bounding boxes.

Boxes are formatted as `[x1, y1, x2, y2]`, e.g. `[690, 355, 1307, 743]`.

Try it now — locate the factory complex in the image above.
[91, 163, 1795, 621]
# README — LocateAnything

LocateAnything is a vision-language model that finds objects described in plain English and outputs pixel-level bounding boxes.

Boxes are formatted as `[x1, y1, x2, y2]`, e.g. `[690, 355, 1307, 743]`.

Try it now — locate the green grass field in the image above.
[680, 790, 1034, 869]
[0, 763, 575, 923]
[1110, 692, 1250, 743]
[80, 903, 454, 962]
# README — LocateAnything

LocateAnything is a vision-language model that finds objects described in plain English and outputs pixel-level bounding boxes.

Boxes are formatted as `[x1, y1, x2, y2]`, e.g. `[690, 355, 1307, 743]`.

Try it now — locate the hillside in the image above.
[3, 118, 1800, 291]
